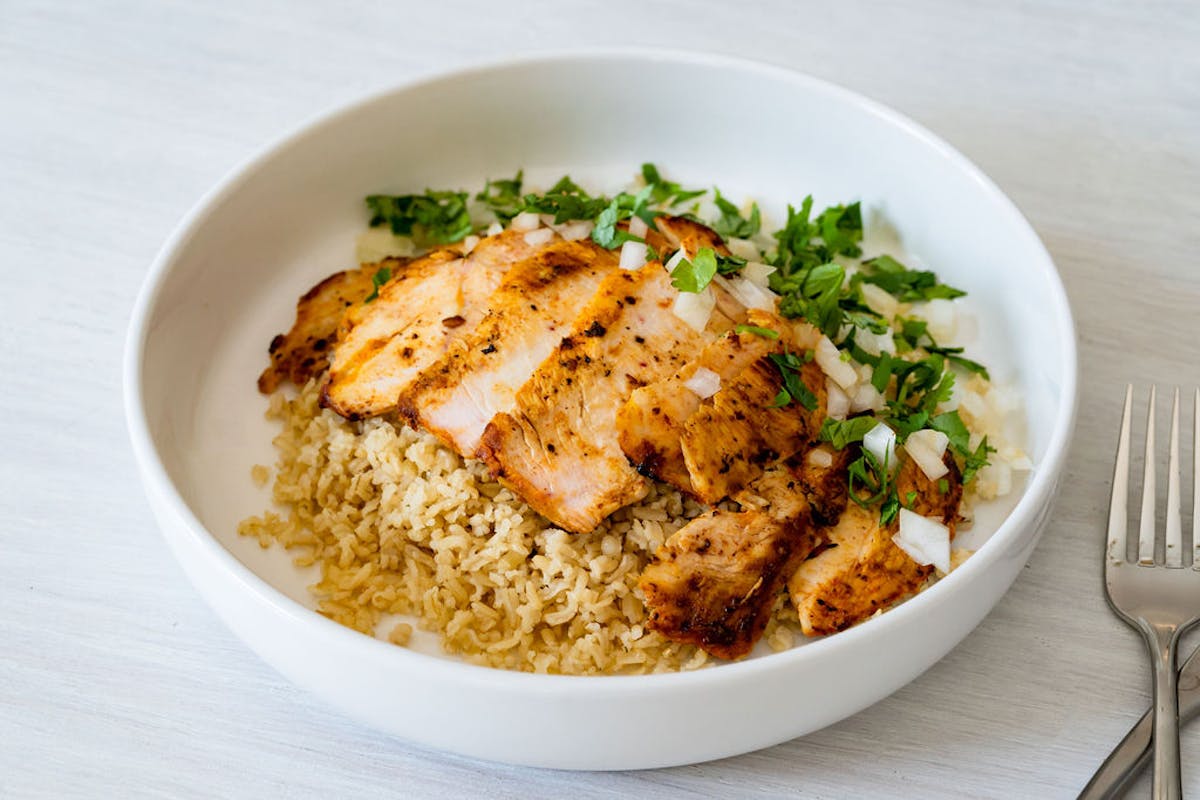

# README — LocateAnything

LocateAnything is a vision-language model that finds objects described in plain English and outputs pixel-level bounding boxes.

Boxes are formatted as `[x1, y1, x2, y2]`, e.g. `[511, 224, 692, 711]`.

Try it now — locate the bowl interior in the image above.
[134, 53, 1073, 661]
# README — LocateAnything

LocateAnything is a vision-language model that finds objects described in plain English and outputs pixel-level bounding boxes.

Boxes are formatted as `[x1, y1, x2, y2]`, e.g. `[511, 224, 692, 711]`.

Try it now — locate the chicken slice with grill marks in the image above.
[638, 447, 850, 660]
[679, 345, 827, 504]
[320, 229, 550, 420]
[395, 240, 620, 456]
[257, 262, 396, 394]
[476, 264, 718, 534]
[788, 450, 963, 636]
[616, 309, 790, 493]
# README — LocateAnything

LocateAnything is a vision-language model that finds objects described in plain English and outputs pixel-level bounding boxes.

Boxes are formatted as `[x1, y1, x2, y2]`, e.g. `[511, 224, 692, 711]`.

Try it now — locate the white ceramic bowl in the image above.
[124, 50, 1076, 770]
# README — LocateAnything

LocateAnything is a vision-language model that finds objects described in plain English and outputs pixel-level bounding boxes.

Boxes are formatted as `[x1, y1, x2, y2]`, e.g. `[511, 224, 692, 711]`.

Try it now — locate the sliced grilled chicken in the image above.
[788, 451, 962, 636]
[396, 240, 620, 456]
[617, 309, 786, 493]
[477, 264, 715, 533]
[680, 348, 827, 504]
[639, 447, 849, 660]
[321, 230, 549, 420]
[257, 264, 387, 393]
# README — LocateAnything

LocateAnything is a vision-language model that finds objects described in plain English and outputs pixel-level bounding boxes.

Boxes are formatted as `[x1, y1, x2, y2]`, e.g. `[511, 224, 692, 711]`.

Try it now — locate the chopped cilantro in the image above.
[927, 345, 991, 380]
[775, 262, 846, 337]
[962, 437, 995, 483]
[521, 176, 610, 225]
[937, 478, 950, 494]
[819, 416, 878, 449]
[712, 188, 761, 239]
[670, 247, 718, 293]
[475, 170, 524, 223]
[365, 191, 473, 246]
[767, 351, 818, 411]
[591, 185, 655, 249]
[734, 324, 780, 339]
[860, 255, 966, 303]
[641, 163, 706, 207]
[363, 266, 392, 304]
[715, 252, 747, 276]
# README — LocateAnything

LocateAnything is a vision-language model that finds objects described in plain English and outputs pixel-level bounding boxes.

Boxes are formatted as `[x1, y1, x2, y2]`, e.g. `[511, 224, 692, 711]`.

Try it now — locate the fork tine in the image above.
[1166, 388, 1183, 567]
[1108, 385, 1134, 564]
[1138, 385, 1158, 565]
[1193, 388, 1200, 569]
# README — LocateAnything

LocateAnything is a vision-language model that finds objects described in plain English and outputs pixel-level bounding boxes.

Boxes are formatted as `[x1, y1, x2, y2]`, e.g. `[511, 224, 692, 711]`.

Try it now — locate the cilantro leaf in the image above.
[734, 324, 780, 339]
[715, 252, 747, 276]
[819, 416, 879, 449]
[929, 410, 971, 454]
[642, 163, 706, 207]
[475, 170, 524, 223]
[927, 345, 991, 380]
[670, 247, 719, 293]
[775, 262, 846, 337]
[363, 266, 392, 304]
[591, 185, 655, 249]
[365, 190, 473, 246]
[712, 188, 761, 239]
[962, 436, 995, 483]
[815, 202, 863, 258]
[861, 255, 966, 303]
[768, 351, 818, 411]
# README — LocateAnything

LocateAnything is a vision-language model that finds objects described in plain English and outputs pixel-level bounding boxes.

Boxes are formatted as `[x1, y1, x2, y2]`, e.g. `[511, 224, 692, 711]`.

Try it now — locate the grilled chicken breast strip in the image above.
[257, 264, 389, 394]
[789, 451, 963, 635]
[477, 263, 720, 534]
[396, 240, 619, 456]
[321, 230, 547, 420]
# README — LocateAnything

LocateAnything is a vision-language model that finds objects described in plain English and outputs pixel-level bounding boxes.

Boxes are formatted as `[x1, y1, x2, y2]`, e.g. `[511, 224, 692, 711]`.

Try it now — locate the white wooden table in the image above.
[4, 1, 1199, 796]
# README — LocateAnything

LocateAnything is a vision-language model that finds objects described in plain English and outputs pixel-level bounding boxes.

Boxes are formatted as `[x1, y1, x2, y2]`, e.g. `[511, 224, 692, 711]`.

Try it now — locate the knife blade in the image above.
[1078, 644, 1200, 799]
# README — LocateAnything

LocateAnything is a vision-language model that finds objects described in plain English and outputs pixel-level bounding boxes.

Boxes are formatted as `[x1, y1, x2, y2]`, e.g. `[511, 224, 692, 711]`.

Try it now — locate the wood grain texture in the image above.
[2, 0, 1199, 796]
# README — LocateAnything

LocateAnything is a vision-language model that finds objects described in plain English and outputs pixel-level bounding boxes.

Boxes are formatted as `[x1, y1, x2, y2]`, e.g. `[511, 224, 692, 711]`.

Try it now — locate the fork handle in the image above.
[1143, 623, 1183, 800]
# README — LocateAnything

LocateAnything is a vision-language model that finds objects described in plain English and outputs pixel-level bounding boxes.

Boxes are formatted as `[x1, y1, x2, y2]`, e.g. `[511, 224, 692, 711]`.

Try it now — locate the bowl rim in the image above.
[123, 46, 1078, 692]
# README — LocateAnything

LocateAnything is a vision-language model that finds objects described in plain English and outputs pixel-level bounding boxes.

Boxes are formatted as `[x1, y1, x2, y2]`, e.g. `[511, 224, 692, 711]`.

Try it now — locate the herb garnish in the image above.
[363, 266, 392, 304]
[734, 324, 780, 340]
[366, 191, 473, 247]
[767, 351, 818, 411]
[670, 247, 719, 293]
[711, 188, 761, 239]
[475, 171, 524, 223]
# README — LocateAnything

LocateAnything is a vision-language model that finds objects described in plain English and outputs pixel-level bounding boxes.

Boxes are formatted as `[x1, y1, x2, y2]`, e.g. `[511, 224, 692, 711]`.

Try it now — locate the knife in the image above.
[1079, 645, 1200, 799]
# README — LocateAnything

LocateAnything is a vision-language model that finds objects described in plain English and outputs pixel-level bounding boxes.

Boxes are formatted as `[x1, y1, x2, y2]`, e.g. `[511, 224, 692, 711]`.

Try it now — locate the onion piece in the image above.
[672, 288, 715, 333]
[855, 328, 896, 357]
[741, 261, 776, 289]
[849, 381, 885, 414]
[815, 336, 858, 390]
[523, 228, 555, 247]
[510, 211, 541, 232]
[860, 283, 898, 318]
[628, 216, 649, 239]
[461, 235, 480, 255]
[486, 222, 504, 237]
[727, 238, 761, 261]
[863, 422, 896, 471]
[894, 509, 951, 574]
[905, 429, 950, 480]
[825, 378, 851, 420]
[712, 274, 777, 311]
[682, 366, 722, 399]
[807, 448, 834, 468]
[557, 220, 594, 241]
[619, 241, 648, 271]
[665, 248, 688, 274]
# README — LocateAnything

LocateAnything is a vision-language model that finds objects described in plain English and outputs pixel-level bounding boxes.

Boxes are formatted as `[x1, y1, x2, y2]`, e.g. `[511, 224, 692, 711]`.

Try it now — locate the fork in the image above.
[1104, 385, 1200, 799]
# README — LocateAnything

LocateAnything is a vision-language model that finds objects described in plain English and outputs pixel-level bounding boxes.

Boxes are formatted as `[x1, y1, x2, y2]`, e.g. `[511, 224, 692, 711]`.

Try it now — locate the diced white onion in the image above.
[807, 448, 834, 468]
[727, 238, 761, 261]
[860, 283, 899, 318]
[628, 216, 649, 239]
[895, 509, 951, 574]
[849, 381, 885, 414]
[863, 422, 897, 471]
[511, 211, 541, 232]
[815, 336, 859, 390]
[665, 248, 688, 273]
[461, 235, 480, 255]
[523, 228, 555, 247]
[486, 222, 504, 237]
[919, 298, 957, 341]
[713, 274, 777, 311]
[355, 228, 415, 264]
[826, 378, 851, 420]
[557, 220, 594, 241]
[855, 328, 896, 357]
[682, 366, 722, 399]
[905, 429, 950, 480]
[672, 288, 716, 333]
[619, 241, 648, 271]
[741, 261, 776, 289]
